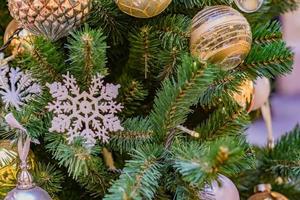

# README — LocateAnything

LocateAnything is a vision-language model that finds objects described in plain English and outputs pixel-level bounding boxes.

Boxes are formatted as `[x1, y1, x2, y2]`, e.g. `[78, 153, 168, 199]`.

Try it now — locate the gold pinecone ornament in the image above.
[248, 184, 288, 200]
[8, 0, 91, 41]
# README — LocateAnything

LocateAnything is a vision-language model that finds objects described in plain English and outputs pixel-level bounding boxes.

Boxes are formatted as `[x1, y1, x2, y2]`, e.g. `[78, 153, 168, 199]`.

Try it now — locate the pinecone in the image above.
[8, 0, 91, 41]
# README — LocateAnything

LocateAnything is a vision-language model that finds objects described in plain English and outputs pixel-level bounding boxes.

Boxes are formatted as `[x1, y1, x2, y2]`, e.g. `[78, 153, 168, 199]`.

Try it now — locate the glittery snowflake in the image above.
[0, 54, 42, 110]
[46, 72, 124, 145]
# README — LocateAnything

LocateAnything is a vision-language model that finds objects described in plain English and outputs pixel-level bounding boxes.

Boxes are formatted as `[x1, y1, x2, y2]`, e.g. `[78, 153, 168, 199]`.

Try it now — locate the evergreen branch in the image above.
[118, 76, 148, 116]
[32, 162, 64, 196]
[263, 125, 300, 178]
[128, 26, 160, 78]
[172, 137, 253, 187]
[89, 0, 130, 45]
[18, 36, 64, 83]
[77, 157, 111, 198]
[196, 107, 250, 140]
[46, 135, 100, 179]
[104, 145, 164, 200]
[110, 117, 154, 153]
[240, 41, 294, 79]
[268, 0, 300, 14]
[151, 14, 191, 50]
[198, 71, 247, 108]
[252, 20, 282, 44]
[157, 48, 182, 80]
[67, 26, 107, 88]
[150, 54, 221, 138]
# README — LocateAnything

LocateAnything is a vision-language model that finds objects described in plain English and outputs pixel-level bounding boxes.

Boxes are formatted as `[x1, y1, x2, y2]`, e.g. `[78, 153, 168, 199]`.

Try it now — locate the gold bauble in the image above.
[3, 20, 20, 44]
[248, 184, 288, 200]
[8, 0, 91, 41]
[3, 20, 32, 56]
[234, 0, 264, 13]
[190, 6, 252, 70]
[233, 80, 254, 110]
[116, 0, 172, 18]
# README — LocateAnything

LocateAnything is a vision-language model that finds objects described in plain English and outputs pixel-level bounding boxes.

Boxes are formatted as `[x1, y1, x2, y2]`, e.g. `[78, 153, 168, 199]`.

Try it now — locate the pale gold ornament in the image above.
[233, 80, 254, 110]
[190, 6, 252, 70]
[248, 184, 288, 200]
[8, 0, 91, 41]
[115, 0, 172, 18]
[234, 0, 264, 13]
[3, 20, 33, 56]
[3, 20, 20, 44]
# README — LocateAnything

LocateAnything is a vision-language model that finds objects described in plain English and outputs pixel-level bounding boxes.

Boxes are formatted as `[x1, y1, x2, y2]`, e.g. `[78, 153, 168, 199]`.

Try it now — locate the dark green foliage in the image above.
[67, 26, 108, 88]
[236, 125, 300, 199]
[104, 145, 164, 200]
[32, 162, 64, 197]
[0, 0, 299, 199]
[172, 137, 253, 187]
[110, 117, 154, 153]
[16, 36, 65, 83]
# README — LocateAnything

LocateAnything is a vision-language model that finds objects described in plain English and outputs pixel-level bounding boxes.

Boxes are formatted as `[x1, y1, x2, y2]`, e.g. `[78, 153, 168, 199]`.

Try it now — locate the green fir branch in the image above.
[89, 0, 130, 45]
[32, 162, 64, 196]
[149, 55, 222, 139]
[240, 41, 294, 79]
[104, 145, 164, 200]
[67, 26, 107, 88]
[196, 107, 250, 141]
[172, 137, 253, 187]
[128, 26, 160, 79]
[151, 14, 191, 50]
[18, 36, 64, 83]
[252, 20, 282, 44]
[110, 117, 154, 153]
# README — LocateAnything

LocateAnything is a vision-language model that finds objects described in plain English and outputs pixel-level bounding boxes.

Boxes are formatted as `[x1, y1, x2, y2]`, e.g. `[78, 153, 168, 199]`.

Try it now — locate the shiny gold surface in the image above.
[233, 80, 254, 109]
[116, 0, 171, 18]
[248, 191, 289, 200]
[190, 6, 252, 70]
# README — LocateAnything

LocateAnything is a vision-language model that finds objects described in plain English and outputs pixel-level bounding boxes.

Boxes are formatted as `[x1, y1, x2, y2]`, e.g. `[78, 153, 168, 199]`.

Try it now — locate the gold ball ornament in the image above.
[234, 0, 264, 13]
[4, 20, 33, 56]
[115, 0, 172, 18]
[248, 184, 288, 200]
[233, 80, 254, 110]
[8, 0, 91, 41]
[3, 20, 20, 44]
[190, 6, 252, 70]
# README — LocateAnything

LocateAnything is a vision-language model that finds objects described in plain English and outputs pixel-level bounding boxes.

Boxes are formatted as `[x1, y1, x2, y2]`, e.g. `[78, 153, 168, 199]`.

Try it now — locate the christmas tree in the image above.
[0, 0, 300, 199]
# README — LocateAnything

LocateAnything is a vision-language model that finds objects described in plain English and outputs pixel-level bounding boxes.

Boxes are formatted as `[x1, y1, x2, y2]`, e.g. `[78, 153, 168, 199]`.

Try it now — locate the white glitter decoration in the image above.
[0, 54, 42, 110]
[46, 72, 124, 145]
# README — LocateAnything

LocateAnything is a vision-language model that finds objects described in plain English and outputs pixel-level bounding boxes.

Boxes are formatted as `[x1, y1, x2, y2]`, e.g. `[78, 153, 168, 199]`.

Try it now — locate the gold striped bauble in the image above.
[115, 0, 171, 18]
[190, 6, 252, 70]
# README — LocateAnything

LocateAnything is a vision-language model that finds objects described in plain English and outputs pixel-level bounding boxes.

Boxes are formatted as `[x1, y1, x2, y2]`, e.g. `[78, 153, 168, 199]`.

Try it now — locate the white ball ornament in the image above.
[200, 175, 240, 200]
[251, 77, 270, 111]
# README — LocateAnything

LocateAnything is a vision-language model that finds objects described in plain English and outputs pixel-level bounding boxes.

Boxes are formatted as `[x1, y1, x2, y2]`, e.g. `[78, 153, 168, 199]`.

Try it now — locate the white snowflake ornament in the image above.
[0, 55, 42, 110]
[46, 72, 124, 145]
